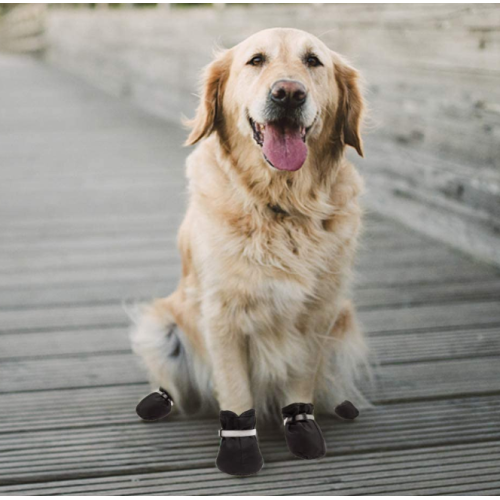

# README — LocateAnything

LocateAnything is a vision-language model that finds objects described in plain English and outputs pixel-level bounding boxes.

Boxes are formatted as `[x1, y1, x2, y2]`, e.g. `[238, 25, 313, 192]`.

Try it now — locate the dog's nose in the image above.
[270, 80, 307, 109]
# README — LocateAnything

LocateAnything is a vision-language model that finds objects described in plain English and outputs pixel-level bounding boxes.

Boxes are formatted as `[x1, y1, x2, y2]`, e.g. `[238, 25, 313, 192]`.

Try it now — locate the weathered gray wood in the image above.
[0, 381, 496, 433]
[0, 398, 499, 487]
[0, 260, 492, 294]
[355, 279, 500, 309]
[1, 441, 500, 494]
[1, 213, 398, 243]
[2, 320, 499, 371]
[1, 51, 499, 495]
[370, 326, 500, 364]
[2, 295, 499, 335]
[0, 238, 445, 282]
[0, 280, 173, 310]
[1, 274, 499, 312]
[360, 300, 500, 334]
[1, 348, 500, 401]
[0, 243, 454, 277]
[0, 328, 129, 360]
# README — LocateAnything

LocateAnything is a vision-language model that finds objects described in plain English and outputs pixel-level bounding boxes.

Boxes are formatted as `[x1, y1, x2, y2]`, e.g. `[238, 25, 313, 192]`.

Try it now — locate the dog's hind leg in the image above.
[315, 300, 370, 418]
[130, 294, 212, 418]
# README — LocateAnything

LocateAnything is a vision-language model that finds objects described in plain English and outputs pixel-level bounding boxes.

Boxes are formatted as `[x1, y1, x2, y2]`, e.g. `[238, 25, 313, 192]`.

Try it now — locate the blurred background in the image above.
[1, 3, 500, 495]
[2, 3, 499, 264]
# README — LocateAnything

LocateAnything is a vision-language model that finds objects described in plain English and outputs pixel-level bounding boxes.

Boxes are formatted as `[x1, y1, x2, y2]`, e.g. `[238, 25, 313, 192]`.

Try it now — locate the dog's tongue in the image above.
[262, 122, 307, 171]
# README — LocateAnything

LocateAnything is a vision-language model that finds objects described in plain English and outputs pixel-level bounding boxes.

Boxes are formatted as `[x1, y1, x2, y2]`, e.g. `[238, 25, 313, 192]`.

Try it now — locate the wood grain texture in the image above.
[0, 51, 498, 494]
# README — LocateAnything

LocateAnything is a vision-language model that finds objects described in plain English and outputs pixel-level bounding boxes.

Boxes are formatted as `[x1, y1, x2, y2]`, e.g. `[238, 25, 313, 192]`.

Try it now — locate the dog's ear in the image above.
[185, 50, 231, 146]
[333, 57, 364, 157]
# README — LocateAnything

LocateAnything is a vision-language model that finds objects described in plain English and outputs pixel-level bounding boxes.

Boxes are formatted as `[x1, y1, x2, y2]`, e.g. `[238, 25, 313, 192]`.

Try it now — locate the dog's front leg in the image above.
[282, 354, 327, 461]
[205, 312, 263, 476]
[205, 319, 253, 414]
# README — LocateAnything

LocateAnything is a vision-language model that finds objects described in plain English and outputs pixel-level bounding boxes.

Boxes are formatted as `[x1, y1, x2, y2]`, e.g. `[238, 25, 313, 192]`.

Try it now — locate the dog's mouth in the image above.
[249, 117, 313, 172]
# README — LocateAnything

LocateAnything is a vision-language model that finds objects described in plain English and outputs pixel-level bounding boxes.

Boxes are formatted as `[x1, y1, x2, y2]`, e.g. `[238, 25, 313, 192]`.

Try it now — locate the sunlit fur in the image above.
[131, 28, 369, 420]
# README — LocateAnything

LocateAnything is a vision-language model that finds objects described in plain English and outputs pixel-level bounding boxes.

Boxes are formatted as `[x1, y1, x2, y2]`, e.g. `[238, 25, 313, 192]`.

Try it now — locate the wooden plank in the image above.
[2, 296, 499, 335]
[0, 327, 129, 360]
[359, 300, 500, 334]
[0, 216, 401, 245]
[370, 326, 500, 364]
[357, 263, 499, 288]
[1, 391, 499, 439]
[1, 254, 485, 291]
[0, 280, 173, 310]
[1, 274, 499, 312]
[2, 446, 496, 495]
[0, 242, 460, 278]
[0, 435, 499, 493]
[0, 234, 176, 255]
[0, 228, 429, 261]
[0, 396, 499, 488]
[2, 318, 500, 371]
[0, 354, 145, 393]
[0, 385, 147, 428]
[0, 233, 448, 275]
[0, 303, 131, 334]
[373, 357, 500, 403]
[1, 344, 499, 400]
[355, 279, 500, 309]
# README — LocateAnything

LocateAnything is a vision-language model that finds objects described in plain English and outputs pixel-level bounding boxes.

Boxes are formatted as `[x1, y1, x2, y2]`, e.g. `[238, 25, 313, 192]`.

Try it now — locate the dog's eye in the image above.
[305, 54, 323, 68]
[247, 54, 265, 67]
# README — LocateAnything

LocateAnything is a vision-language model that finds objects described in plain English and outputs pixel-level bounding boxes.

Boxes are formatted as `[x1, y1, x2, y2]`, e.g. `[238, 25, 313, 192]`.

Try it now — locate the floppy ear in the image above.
[333, 59, 364, 157]
[185, 50, 231, 146]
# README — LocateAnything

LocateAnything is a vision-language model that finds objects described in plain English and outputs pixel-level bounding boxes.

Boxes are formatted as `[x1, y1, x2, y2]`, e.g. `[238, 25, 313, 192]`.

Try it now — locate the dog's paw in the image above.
[282, 403, 326, 460]
[216, 409, 264, 476]
[135, 388, 173, 421]
[334, 400, 359, 420]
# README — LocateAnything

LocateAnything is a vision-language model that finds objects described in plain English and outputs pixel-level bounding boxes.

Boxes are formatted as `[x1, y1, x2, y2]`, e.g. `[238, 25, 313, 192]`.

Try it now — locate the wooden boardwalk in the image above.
[1, 53, 500, 495]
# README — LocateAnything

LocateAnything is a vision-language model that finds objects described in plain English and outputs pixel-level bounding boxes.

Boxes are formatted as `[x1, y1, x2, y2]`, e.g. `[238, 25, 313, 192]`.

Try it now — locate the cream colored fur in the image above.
[131, 28, 369, 419]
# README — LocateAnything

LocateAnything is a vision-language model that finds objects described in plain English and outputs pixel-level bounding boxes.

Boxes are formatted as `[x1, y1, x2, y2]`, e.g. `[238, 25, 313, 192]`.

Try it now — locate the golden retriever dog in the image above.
[131, 28, 368, 423]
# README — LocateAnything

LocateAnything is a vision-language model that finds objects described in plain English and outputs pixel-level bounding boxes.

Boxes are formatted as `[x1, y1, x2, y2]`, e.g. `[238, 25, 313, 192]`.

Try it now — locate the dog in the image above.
[131, 27, 368, 422]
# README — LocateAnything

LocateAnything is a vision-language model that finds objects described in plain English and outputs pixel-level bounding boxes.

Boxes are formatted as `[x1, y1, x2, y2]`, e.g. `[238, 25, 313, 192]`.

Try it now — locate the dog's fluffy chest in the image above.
[196, 206, 343, 329]
[242, 210, 333, 279]
[187, 144, 361, 338]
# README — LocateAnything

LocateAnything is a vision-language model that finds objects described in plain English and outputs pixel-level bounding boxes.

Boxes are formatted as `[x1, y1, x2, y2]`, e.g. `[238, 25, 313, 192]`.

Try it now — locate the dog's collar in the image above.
[268, 203, 289, 216]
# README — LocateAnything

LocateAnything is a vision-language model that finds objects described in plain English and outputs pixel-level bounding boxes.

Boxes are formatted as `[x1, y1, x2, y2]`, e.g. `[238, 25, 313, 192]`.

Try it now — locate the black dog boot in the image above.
[335, 400, 359, 420]
[216, 409, 264, 476]
[136, 388, 174, 421]
[282, 403, 326, 460]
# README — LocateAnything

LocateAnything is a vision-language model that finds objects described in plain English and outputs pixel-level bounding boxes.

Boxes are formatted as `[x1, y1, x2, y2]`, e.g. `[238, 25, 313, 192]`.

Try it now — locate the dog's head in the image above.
[186, 28, 364, 172]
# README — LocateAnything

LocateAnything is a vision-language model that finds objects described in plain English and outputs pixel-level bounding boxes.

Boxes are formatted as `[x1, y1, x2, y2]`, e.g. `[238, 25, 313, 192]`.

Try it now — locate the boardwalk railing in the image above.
[0, 4, 47, 53]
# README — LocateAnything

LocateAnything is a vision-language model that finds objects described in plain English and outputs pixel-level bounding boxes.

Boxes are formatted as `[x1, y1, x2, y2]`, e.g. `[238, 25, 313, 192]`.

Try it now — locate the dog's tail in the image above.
[128, 298, 216, 415]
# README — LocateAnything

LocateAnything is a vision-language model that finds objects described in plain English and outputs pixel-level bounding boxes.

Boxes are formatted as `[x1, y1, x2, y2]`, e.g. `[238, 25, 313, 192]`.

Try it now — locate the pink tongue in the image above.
[262, 122, 308, 171]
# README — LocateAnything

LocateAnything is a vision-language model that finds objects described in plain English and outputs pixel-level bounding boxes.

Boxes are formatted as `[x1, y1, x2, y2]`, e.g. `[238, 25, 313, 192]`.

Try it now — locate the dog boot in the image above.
[282, 402, 326, 460]
[136, 388, 174, 421]
[216, 409, 264, 476]
[335, 400, 359, 420]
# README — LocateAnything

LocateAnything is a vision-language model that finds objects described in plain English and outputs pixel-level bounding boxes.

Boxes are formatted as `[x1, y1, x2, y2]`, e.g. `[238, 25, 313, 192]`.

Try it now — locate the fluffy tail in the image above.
[128, 298, 216, 414]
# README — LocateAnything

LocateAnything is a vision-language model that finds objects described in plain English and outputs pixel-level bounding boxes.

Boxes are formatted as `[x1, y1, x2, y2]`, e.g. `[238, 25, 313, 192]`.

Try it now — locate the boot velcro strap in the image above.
[218, 429, 257, 438]
[157, 390, 174, 406]
[284, 413, 315, 426]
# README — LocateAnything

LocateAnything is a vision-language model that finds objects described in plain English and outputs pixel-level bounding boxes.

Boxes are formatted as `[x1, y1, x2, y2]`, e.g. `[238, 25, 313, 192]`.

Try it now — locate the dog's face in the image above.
[186, 28, 364, 171]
